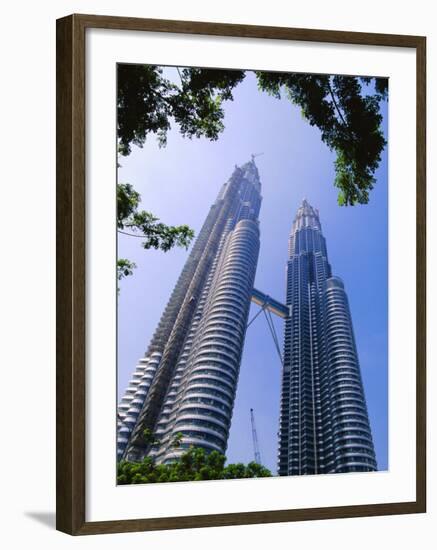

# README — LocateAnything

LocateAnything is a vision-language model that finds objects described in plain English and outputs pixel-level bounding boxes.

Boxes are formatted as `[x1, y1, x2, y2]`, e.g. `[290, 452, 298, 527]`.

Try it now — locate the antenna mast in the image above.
[251, 152, 264, 162]
[250, 408, 262, 464]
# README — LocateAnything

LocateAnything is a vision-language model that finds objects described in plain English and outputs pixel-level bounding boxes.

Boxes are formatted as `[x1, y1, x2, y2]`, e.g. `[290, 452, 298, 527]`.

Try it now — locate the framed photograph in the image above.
[56, 14, 426, 535]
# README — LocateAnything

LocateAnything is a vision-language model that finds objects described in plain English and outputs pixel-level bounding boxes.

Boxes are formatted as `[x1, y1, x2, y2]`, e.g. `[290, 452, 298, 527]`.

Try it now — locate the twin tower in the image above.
[117, 159, 377, 475]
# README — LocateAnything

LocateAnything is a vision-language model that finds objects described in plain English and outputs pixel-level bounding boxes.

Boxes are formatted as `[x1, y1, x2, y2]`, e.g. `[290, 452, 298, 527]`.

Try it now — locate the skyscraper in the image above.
[118, 159, 262, 463]
[278, 200, 377, 475]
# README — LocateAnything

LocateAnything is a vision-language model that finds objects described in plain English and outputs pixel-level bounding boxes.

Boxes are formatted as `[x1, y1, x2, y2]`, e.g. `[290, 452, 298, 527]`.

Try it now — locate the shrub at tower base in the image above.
[117, 447, 272, 484]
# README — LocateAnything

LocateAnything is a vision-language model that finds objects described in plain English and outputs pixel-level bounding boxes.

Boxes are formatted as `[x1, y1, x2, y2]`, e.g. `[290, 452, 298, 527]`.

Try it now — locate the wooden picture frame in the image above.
[56, 13, 426, 535]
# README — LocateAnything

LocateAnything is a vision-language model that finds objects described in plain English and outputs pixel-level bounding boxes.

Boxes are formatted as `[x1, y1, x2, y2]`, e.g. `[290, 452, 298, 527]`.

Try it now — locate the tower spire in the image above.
[251, 152, 264, 163]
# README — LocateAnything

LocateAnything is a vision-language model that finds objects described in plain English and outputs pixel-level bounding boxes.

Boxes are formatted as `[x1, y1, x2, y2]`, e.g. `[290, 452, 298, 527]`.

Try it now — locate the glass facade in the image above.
[118, 174, 377, 475]
[118, 160, 262, 463]
[278, 200, 377, 475]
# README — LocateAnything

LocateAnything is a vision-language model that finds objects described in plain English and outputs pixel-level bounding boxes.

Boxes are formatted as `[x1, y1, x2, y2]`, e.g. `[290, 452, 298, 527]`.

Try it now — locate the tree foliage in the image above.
[117, 183, 195, 282]
[118, 65, 387, 206]
[117, 64, 245, 155]
[117, 182, 141, 228]
[117, 258, 136, 281]
[116, 65, 387, 284]
[141, 427, 160, 447]
[256, 72, 387, 205]
[117, 446, 272, 484]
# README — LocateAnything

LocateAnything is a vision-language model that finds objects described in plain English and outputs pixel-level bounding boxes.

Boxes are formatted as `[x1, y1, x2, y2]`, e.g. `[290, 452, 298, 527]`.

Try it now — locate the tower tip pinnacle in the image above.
[251, 152, 264, 163]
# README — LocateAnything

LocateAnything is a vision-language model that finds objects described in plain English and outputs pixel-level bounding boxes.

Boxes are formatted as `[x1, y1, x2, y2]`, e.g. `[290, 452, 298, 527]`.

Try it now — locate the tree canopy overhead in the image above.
[116, 65, 387, 285]
[118, 64, 387, 206]
[117, 64, 245, 155]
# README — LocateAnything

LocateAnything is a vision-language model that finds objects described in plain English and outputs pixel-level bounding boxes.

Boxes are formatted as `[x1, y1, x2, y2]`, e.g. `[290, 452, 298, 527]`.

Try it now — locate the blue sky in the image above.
[117, 70, 388, 473]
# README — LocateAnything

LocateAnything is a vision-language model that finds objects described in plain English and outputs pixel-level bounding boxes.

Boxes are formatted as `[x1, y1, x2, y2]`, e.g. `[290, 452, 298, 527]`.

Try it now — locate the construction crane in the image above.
[250, 408, 262, 465]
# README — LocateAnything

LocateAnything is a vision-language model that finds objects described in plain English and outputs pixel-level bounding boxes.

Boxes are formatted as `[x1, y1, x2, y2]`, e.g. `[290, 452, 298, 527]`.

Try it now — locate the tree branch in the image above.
[327, 77, 348, 129]
[176, 67, 184, 87]
[118, 229, 147, 238]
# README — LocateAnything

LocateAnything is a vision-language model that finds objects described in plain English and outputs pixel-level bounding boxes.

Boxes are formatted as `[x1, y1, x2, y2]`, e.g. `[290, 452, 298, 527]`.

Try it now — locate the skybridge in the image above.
[251, 288, 290, 319]
[248, 288, 290, 366]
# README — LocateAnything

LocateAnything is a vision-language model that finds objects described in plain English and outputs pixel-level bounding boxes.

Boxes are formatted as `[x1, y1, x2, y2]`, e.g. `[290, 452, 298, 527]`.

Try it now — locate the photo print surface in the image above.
[116, 64, 388, 485]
